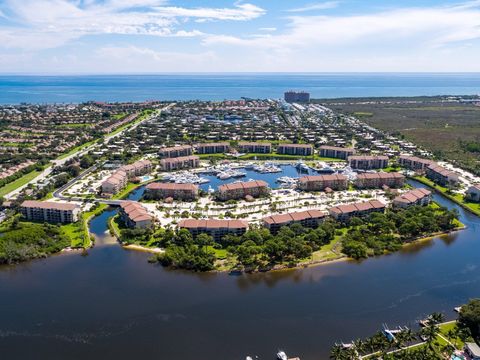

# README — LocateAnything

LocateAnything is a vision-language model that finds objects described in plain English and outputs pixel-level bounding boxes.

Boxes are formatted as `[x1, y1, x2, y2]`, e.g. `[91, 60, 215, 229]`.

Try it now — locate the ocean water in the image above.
[1, 73, 480, 104]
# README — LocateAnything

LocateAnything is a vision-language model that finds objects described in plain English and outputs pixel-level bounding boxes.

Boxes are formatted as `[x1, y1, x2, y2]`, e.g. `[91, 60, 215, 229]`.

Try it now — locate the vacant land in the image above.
[318, 96, 480, 174]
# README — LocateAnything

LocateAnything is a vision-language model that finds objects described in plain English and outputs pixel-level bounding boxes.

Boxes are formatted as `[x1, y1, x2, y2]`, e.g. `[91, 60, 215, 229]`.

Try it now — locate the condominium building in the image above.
[466, 185, 480, 202]
[263, 210, 326, 234]
[101, 169, 128, 194]
[217, 180, 269, 201]
[398, 155, 434, 173]
[426, 163, 460, 187]
[159, 145, 193, 159]
[120, 159, 152, 178]
[178, 219, 248, 241]
[238, 142, 271, 154]
[196, 142, 230, 154]
[393, 188, 432, 208]
[21, 200, 80, 224]
[319, 145, 356, 160]
[160, 155, 200, 171]
[119, 201, 153, 229]
[348, 155, 389, 170]
[297, 174, 348, 191]
[144, 182, 198, 201]
[101, 159, 152, 195]
[329, 200, 386, 223]
[284, 91, 310, 103]
[277, 144, 313, 156]
[354, 172, 405, 189]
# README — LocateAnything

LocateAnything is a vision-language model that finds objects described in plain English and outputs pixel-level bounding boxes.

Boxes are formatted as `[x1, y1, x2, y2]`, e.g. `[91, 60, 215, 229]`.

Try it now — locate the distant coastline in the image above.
[1, 73, 480, 104]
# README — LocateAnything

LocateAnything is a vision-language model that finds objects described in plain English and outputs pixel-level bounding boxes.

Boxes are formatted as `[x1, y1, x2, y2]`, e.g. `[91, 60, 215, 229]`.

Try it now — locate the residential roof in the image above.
[298, 174, 348, 183]
[160, 145, 192, 152]
[178, 219, 248, 229]
[319, 145, 355, 152]
[278, 143, 313, 148]
[146, 182, 198, 191]
[120, 201, 152, 223]
[329, 200, 386, 215]
[263, 209, 326, 225]
[348, 155, 389, 161]
[21, 200, 79, 211]
[428, 163, 458, 178]
[466, 342, 480, 357]
[218, 180, 269, 192]
[394, 188, 432, 204]
[160, 155, 199, 164]
[356, 172, 405, 180]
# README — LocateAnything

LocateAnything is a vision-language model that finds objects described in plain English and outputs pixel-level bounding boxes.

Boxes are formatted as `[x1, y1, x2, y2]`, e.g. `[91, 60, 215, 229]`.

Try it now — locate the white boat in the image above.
[277, 351, 288, 360]
[218, 172, 232, 180]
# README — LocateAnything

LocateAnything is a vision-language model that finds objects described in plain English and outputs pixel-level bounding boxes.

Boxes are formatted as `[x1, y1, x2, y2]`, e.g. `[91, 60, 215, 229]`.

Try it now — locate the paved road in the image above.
[4, 104, 171, 200]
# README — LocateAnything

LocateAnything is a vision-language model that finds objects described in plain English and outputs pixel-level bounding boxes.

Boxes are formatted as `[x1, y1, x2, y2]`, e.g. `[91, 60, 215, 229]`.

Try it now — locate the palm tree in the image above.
[329, 344, 347, 360]
[429, 312, 445, 325]
[421, 323, 440, 352]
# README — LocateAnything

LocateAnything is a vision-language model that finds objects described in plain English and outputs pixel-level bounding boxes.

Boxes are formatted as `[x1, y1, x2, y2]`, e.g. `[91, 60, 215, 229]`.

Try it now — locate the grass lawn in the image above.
[0, 170, 42, 197]
[60, 221, 86, 248]
[111, 182, 141, 200]
[207, 246, 228, 260]
[311, 229, 346, 262]
[437, 322, 466, 349]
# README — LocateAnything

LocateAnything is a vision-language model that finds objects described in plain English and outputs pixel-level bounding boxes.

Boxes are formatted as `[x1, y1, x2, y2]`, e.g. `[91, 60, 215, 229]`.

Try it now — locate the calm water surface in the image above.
[0, 179, 479, 359]
[1, 73, 480, 104]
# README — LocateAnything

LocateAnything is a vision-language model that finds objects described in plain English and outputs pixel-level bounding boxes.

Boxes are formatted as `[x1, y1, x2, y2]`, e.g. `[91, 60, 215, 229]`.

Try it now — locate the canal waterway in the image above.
[0, 180, 479, 359]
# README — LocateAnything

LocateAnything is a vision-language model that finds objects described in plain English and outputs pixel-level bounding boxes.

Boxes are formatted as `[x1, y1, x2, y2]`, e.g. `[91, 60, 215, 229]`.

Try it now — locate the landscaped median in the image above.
[412, 175, 480, 216]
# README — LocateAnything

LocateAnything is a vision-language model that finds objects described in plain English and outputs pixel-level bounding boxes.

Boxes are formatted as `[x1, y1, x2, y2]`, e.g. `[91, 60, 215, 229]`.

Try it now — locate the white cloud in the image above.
[259, 27, 276, 32]
[204, 3, 480, 50]
[0, 1, 265, 50]
[287, 1, 340, 13]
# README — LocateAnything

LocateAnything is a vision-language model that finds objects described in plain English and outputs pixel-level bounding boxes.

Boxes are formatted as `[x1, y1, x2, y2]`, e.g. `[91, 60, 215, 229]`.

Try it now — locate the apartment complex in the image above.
[101, 159, 152, 194]
[263, 210, 326, 234]
[21, 200, 80, 224]
[121, 159, 152, 178]
[354, 172, 405, 189]
[398, 155, 434, 173]
[284, 91, 310, 103]
[426, 163, 460, 187]
[319, 145, 355, 160]
[277, 144, 313, 156]
[119, 201, 153, 229]
[101, 169, 128, 194]
[238, 142, 271, 154]
[160, 155, 200, 171]
[217, 180, 269, 201]
[196, 142, 230, 154]
[178, 219, 248, 241]
[348, 155, 389, 170]
[393, 188, 432, 208]
[329, 200, 386, 223]
[145, 182, 198, 201]
[297, 174, 348, 191]
[159, 145, 193, 159]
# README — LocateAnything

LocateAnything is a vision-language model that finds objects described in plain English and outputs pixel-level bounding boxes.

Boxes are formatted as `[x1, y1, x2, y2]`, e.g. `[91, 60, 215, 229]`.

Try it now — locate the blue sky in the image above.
[1, 0, 480, 73]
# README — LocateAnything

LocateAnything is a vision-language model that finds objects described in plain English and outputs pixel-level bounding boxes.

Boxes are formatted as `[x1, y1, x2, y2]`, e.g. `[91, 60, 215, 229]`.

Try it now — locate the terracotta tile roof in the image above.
[348, 155, 389, 161]
[178, 219, 248, 229]
[298, 174, 347, 183]
[21, 200, 79, 211]
[146, 182, 198, 191]
[263, 210, 326, 225]
[394, 188, 431, 204]
[218, 180, 269, 192]
[329, 200, 385, 215]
